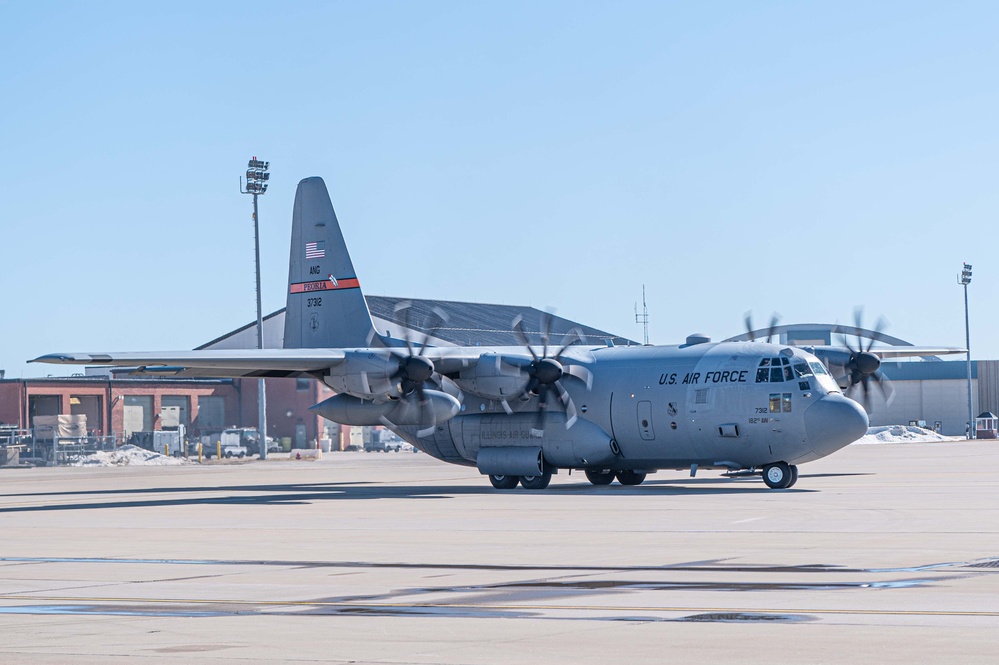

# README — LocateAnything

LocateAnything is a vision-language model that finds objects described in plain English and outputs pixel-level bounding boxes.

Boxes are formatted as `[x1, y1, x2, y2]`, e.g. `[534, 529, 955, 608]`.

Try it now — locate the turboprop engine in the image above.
[322, 350, 401, 399]
[310, 391, 460, 427]
[453, 352, 530, 401]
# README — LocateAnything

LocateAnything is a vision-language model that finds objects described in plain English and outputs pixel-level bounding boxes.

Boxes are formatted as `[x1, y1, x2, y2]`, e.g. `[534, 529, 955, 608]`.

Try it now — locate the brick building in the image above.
[0, 376, 328, 447]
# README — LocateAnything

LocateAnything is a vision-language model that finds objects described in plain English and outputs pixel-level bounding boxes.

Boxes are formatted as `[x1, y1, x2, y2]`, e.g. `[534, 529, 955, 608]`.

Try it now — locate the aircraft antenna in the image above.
[634, 285, 649, 345]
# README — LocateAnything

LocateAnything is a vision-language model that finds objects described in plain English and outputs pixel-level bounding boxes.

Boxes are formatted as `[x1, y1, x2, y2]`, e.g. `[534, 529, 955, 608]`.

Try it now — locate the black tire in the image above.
[238, 452, 246, 459]
[224, 451, 233, 459]
[786, 464, 799, 488]
[520, 469, 553, 490]
[489, 474, 520, 490]
[616, 470, 647, 486]
[763, 462, 793, 489]
[585, 470, 615, 486]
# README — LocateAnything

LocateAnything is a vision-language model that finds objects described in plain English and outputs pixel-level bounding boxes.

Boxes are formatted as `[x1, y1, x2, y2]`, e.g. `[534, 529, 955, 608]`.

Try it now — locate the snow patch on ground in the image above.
[71, 444, 192, 467]
[855, 425, 961, 445]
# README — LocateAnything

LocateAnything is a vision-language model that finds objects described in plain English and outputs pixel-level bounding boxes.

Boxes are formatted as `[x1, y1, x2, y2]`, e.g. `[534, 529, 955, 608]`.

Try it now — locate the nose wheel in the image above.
[762, 462, 797, 489]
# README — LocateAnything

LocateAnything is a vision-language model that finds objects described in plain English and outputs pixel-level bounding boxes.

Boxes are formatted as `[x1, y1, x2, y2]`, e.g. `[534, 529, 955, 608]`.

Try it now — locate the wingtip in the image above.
[30, 354, 79, 364]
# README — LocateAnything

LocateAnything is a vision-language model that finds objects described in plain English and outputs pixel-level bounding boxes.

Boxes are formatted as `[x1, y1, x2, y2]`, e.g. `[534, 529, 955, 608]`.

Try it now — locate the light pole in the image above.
[241, 157, 270, 458]
[959, 262, 973, 439]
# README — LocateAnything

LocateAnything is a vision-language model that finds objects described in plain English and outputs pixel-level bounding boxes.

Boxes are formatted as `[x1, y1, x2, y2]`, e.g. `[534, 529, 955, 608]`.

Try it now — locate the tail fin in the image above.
[283, 177, 377, 349]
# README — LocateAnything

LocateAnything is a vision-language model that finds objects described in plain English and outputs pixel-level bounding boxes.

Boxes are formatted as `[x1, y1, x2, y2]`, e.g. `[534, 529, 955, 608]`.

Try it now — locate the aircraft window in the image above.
[780, 357, 789, 365]
[759, 358, 771, 367]
[799, 380, 810, 391]
[782, 393, 792, 412]
[783, 366, 794, 381]
[772, 357, 781, 366]
[792, 363, 812, 378]
[809, 361, 829, 375]
[756, 368, 769, 382]
[769, 393, 781, 413]
[769, 367, 783, 382]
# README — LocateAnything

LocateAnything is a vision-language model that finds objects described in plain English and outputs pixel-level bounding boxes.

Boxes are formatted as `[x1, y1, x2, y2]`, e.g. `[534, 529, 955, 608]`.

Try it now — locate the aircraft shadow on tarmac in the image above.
[0, 474, 876, 514]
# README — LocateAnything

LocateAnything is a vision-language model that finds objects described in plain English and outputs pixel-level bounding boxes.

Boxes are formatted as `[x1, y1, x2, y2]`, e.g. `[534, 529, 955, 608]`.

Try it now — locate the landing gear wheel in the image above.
[489, 474, 520, 490]
[520, 468, 553, 490]
[585, 470, 615, 486]
[616, 470, 647, 486]
[763, 462, 793, 489]
[786, 464, 799, 488]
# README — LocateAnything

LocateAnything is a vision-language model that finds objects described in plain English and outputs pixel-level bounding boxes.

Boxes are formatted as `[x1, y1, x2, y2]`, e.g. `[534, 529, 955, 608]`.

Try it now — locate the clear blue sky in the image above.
[2, 1, 996, 378]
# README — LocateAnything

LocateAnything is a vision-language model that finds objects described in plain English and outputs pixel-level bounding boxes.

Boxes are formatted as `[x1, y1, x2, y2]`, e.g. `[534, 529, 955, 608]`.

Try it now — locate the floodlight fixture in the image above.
[241, 156, 270, 458]
[958, 262, 973, 439]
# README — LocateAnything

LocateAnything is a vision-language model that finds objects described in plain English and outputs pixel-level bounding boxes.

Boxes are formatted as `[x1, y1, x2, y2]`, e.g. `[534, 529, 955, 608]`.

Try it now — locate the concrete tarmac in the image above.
[1, 441, 997, 664]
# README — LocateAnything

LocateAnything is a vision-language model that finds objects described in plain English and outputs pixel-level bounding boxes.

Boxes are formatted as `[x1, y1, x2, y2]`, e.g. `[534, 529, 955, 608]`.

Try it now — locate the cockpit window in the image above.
[809, 361, 829, 376]
[756, 368, 769, 382]
[769, 367, 784, 382]
[792, 363, 812, 378]
[783, 366, 794, 381]
[759, 358, 772, 367]
[780, 356, 789, 365]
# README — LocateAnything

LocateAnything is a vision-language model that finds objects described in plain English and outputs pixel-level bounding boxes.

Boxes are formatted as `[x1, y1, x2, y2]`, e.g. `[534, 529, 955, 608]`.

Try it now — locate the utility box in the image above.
[152, 430, 184, 456]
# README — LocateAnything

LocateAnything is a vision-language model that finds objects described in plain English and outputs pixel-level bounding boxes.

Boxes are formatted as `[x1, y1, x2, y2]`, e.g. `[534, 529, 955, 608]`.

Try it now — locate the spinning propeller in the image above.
[384, 302, 454, 437]
[504, 312, 592, 437]
[838, 307, 893, 408]
[744, 311, 782, 343]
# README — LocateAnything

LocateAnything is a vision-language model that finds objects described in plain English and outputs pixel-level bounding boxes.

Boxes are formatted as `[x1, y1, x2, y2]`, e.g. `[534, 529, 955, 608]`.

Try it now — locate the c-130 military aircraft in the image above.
[34, 177, 965, 490]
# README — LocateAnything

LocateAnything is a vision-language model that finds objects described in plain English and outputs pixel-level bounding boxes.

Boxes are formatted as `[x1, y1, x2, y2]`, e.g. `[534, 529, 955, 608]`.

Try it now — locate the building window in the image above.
[296, 378, 310, 392]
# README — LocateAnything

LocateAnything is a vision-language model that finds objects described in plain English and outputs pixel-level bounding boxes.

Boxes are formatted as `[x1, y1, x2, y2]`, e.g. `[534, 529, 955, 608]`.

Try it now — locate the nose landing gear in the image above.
[762, 462, 798, 489]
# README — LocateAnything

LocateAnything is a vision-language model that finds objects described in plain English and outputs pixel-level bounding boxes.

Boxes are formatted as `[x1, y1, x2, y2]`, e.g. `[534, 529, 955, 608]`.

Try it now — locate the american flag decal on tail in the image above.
[305, 241, 325, 259]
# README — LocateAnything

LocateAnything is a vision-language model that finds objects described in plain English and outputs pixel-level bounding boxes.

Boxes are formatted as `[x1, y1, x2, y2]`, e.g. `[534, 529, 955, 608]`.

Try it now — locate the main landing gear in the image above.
[582, 470, 647, 486]
[488, 467, 553, 490]
[762, 462, 798, 489]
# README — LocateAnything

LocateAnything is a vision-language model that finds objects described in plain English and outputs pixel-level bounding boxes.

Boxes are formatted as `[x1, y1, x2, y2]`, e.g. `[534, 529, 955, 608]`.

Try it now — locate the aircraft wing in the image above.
[30, 349, 348, 379]
[809, 345, 966, 360]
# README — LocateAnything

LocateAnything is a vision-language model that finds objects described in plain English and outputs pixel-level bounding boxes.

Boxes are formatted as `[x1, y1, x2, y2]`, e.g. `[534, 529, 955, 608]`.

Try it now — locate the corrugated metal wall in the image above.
[977, 360, 999, 417]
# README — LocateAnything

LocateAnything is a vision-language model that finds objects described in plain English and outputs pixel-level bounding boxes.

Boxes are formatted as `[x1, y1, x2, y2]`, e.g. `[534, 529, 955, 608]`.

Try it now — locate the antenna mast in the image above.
[634, 285, 649, 345]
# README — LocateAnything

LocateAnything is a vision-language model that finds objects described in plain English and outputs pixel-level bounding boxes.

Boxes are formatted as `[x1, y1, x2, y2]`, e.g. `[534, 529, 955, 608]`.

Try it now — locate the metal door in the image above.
[638, 400, 655, 440]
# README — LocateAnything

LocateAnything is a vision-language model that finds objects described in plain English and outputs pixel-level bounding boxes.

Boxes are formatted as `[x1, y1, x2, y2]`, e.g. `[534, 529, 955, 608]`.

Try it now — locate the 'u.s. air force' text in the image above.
[659, 370, 749, 385]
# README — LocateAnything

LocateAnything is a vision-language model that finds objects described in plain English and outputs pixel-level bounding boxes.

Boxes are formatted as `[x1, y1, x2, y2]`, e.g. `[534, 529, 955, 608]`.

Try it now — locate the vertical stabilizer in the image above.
[284, 177, 376, 349]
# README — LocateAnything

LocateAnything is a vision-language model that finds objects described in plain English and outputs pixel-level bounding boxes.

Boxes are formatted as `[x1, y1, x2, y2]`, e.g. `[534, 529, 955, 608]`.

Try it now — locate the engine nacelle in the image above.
[322, 350, 400, 400]
[453, 353, 529, 401]
[310, 390, 460, 426]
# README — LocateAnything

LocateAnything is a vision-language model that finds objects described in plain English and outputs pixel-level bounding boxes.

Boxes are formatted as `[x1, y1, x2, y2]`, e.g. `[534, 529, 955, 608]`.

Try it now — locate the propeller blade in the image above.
[865, 315, 888, 353]
[540, 310, 552, 359]
[512, 315, 539, 362]
[765, 313, 781, 344]
[417, 306, 449, 357]
[530, 385, 551, 437]
[394, 300, 416, 355]
[415, 385, 437, 438]
[553, 327, 584, 361]
[554, 380, 577, 429]
[563, 363, 593, 390]
[853, 306, 866, 356]
[744, 312, 755, 341]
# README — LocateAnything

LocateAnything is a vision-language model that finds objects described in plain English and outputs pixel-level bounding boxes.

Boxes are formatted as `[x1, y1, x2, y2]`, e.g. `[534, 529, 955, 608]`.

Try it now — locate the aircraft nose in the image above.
[804, 394, 869, 457]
